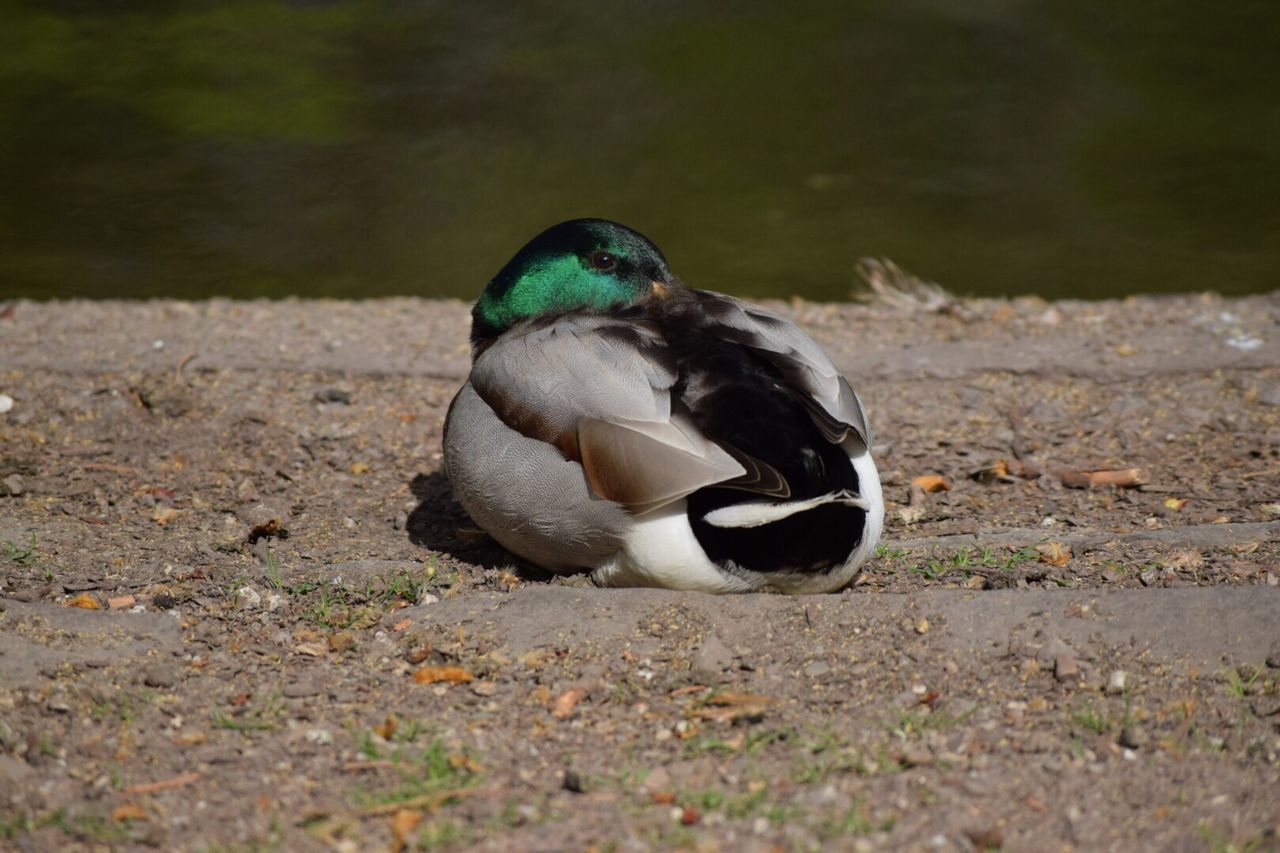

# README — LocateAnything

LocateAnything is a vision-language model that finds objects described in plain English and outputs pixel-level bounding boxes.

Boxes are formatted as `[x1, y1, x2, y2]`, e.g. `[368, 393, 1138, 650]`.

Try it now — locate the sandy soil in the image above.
[1, 293, 1278, 851]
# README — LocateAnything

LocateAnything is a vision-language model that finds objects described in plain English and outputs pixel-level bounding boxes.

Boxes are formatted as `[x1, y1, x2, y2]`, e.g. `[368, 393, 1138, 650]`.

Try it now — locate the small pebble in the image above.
[282, 680, 324, 699]
[314, 388, 352, 405]
[153, 592, 179, 610]
[1118, 725, 1146, 749]
[692, 633, 734, 678]
[643, 767, 671, 794]
[235, 586, 261, 610]
[963, 826, 1005, 850]
[142, 665, 178, 688]
[1106, 670, 1128, 695]
[902, 747, 933, 767]
[0, 394, 13, 414]
[328, 630, 356, 654]
[236, 478, 260, 502]
[803, 660, 832, 679]
[1054, 653, 1080, 681]
[562, 770, 585, 793]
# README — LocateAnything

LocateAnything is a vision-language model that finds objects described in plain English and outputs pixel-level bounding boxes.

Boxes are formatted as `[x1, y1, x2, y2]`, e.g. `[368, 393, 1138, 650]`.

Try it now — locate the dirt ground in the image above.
[1, 293, 1278, 852]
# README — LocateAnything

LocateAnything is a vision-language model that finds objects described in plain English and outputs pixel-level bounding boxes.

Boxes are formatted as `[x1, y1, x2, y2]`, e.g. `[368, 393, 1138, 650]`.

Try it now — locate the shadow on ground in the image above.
[405, 470, 558, 583]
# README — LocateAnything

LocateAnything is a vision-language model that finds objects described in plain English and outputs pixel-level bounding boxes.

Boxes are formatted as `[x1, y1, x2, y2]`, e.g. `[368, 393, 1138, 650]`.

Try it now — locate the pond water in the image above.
[2, 1, 1278, 302]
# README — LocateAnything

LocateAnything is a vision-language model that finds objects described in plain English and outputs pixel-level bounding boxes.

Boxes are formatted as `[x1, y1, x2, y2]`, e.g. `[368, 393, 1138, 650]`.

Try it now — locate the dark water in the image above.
[3, 1, 1278, 302]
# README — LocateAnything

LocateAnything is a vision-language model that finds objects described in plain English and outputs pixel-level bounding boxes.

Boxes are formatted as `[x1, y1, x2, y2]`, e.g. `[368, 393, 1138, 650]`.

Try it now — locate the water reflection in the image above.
[2, 1, 1277, 301]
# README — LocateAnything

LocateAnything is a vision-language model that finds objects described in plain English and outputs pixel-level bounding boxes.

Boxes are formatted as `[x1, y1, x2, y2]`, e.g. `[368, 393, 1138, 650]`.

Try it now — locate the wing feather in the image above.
[687, 292, 872, 452]
[468, 312, 745, 513]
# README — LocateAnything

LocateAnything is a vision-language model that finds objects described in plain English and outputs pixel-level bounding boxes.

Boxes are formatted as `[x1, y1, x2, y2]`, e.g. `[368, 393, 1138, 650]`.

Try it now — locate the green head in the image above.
[471, 219, 674, 344]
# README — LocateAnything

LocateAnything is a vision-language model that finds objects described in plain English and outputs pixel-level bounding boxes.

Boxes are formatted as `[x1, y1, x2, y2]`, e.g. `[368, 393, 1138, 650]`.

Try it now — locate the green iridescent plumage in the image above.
[470, 219, 671, 343]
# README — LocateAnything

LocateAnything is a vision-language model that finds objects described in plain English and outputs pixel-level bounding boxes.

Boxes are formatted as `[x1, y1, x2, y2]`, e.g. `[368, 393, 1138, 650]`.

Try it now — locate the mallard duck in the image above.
[443, 219, 883, 594]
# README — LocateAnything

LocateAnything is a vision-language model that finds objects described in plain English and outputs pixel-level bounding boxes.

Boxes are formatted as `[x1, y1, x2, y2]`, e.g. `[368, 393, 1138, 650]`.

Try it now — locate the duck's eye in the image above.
[588, 251, 617, 272]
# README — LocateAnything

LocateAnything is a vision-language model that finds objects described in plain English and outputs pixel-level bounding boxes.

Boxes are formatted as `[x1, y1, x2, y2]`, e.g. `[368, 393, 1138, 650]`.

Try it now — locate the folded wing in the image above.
[469, 312, 746, 512]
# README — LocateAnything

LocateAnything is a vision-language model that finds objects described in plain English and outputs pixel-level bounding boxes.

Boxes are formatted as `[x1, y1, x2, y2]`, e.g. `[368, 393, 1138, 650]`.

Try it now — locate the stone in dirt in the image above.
[691, 633, 733, 679]
[1106, 670, 1128, 695]
[282, 680, 324, 699]
[1054, 653, 1080, 681]
[142, 665, 178, 689]
[1118, 725, 1147, 749]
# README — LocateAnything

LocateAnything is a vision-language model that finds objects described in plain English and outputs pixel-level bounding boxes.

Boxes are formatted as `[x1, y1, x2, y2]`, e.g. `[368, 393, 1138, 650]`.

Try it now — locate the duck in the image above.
[443, 219, 884, 594]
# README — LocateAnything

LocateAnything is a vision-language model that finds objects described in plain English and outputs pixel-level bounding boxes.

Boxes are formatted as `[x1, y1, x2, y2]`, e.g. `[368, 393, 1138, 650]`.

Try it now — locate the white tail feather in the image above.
[701, 489, 872, 529]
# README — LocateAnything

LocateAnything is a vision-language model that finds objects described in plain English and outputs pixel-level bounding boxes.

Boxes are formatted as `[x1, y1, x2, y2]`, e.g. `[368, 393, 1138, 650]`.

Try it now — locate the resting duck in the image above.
[443, 219, 883, 594]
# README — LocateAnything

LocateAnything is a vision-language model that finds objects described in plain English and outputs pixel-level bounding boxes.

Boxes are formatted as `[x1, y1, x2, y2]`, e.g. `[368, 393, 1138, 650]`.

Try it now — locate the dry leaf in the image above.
[1056, 467, 1142, 489]
[151, 505, 181, 525]
[171, 731, 208, 746]
[107, 595, 136, 610]
[1009, 458, 1041, 479]
[691, 691, 774, 723]
[706, 691, 774, 707]
[412, 666, 473, 685]
[124, 771, 200, 795]
[328, 630, 357, 653]
[971, 459, 1015, 484]
[405, 645, 434, 664]
[552, 688, 585, 719]
[248, 517, 281, 543]
[1166, 550, 1204, 570]
[518, 649, 551, 668]
[67, 593, 101, 610]
[350, 462, 370, 474]
[1036, 542, 1072, 567]
[111, 803, 146, 822]
[295, 642, 328, 658]
[911, 474, 951, 493]
[455, 526, 488, 544]
[973, 458, 1040, 484]
[391, 617, 412, 632]
[374, 715, 398, 740]
[897, 505, 926, 525]
[447, 753, 482, 774]
[1163, 497, 1187, 511]
[390, 808, 423, 853]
